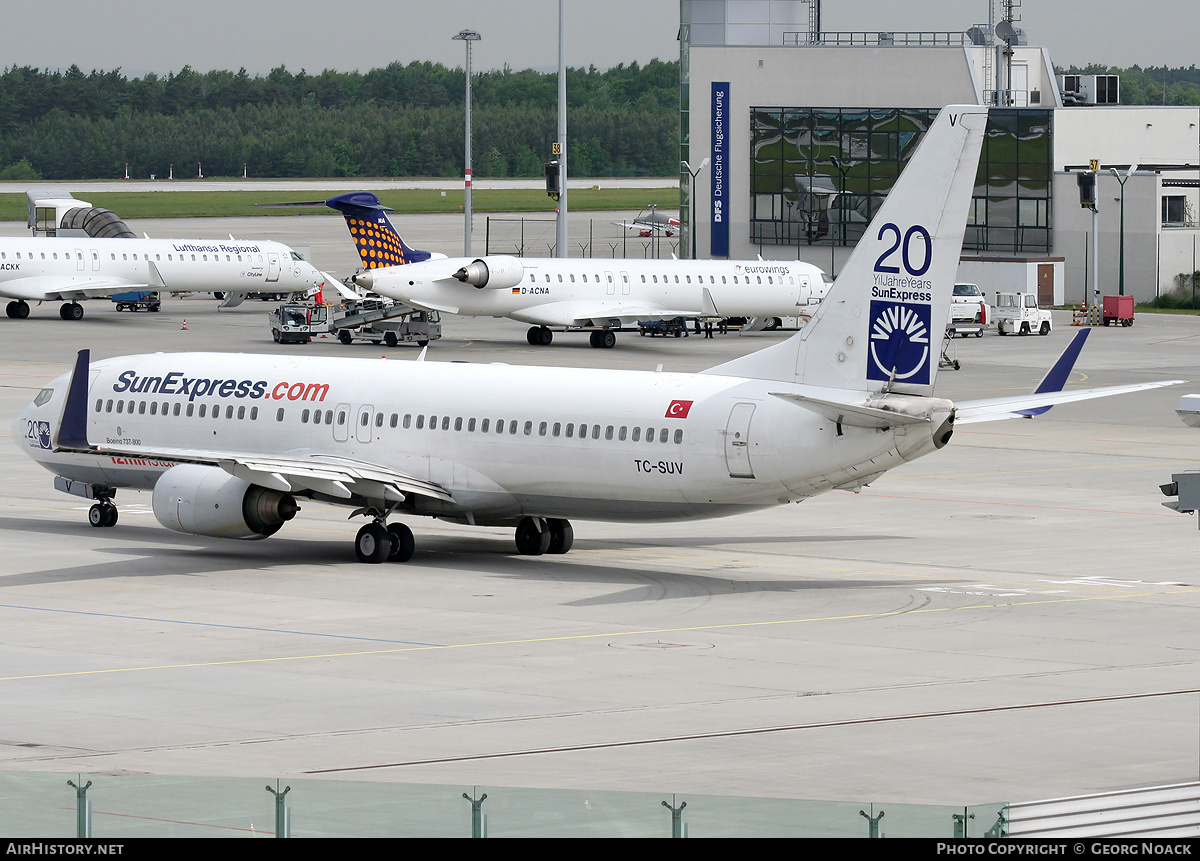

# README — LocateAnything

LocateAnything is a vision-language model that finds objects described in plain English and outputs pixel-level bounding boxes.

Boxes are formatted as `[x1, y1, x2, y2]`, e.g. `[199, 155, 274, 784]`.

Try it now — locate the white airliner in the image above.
[335, 194, 829, 348]
[13, 106, 1181, 565]
[1, 231, 322, 320]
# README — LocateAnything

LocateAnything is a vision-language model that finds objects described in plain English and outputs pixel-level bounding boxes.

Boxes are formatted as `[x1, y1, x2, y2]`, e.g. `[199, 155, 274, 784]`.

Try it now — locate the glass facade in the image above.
[749, 107, 1053, 253]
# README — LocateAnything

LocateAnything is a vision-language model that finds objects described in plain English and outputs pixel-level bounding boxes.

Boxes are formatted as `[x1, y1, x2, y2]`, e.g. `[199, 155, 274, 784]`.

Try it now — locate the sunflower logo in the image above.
[868, 301, 931, 384]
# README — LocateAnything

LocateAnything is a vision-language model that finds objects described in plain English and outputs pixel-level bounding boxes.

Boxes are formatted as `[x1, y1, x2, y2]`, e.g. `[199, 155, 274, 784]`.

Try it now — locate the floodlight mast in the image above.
[453, 29, 481, 256]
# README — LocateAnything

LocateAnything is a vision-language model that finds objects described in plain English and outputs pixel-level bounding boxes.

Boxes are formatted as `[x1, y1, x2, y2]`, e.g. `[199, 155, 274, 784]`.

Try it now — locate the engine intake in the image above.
[153, 464, 297, 540]
[453, 256, 524, 290]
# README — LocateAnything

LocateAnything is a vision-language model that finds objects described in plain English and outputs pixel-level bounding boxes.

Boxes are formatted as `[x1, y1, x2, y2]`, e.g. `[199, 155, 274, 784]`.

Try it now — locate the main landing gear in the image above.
[526, 325, 553, 346]
[354, 518, 415, 564]
[351, 514, 575, 563]
[59, 302, 84, 320]
[588, 330, 616, 349]
[5, 300, 29, 318]
[514, 516, 573, 556]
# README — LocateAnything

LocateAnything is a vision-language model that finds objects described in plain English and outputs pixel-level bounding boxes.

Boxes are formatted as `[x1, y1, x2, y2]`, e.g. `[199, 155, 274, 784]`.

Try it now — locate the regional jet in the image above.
[323, 192, 828, 348]
[2, 194, 323, 319]
[13, 106, 1181, 564]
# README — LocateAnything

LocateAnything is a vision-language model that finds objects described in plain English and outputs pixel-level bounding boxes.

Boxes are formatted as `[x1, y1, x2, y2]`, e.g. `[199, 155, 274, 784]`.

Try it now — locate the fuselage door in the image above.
[724, 402, 756, 479]
[333, 403, 350, 442]
[355, 404, 374, 444]
[605, 270, 616, 296]
[266, 253, 280, 282]
[796, 275, 809, 307]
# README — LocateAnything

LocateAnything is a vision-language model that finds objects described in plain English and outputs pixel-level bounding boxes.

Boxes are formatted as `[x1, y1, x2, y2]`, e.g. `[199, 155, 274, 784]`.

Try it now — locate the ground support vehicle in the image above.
[268, 303, 327, 344]
[111, 291, 161, 312]
[995, 292, 1052, 336]
[1102, 295, 1135, 327]
[270, 298, 440, 347]
[638, 317, 690, 337]
[946, 282, 988, 338]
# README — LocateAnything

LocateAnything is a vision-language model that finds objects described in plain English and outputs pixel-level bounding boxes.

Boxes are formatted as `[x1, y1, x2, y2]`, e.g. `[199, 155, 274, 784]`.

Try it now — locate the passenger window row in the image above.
[91, 400, 685, 444]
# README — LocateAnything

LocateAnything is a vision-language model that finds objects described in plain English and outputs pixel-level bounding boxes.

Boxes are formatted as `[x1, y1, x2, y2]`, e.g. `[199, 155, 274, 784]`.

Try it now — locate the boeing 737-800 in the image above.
[1, 235, 322, 320]
[13, 106, 1181, 564]
[320, 192, 828, 348]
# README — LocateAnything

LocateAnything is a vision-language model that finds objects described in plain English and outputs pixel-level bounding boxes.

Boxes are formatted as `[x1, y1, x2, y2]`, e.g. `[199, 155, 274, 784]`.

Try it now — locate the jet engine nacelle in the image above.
[453, 256, 524, 290]
[152, 464, 298, 540]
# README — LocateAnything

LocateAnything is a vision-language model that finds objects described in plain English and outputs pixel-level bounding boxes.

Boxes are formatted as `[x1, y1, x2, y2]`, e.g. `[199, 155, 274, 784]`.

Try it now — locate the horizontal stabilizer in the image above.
[955, 328, 1184, 422]
[955, 380, 1185, 423]
[770, 391, 930, 429]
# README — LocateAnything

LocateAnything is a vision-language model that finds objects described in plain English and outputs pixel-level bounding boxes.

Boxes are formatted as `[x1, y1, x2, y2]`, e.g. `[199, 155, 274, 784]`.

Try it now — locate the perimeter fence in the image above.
[0, 771, 1008, 838]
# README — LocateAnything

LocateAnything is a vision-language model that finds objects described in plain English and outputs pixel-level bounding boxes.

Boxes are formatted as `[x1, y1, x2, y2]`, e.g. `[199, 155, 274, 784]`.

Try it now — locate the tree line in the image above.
[0, 60, 680, 180]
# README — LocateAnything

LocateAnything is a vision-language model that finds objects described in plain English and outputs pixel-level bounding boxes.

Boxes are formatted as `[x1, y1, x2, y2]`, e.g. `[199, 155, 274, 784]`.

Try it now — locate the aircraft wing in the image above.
[94, 444, 454, 504]
[0, 275, 152, 302]
[952, 329, 1184, 423]
[509, 301, 703, 328]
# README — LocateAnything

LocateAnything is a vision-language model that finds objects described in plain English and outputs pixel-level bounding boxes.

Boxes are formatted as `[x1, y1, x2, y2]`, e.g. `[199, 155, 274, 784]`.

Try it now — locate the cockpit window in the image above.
[33, 388, 53, 406]
[290, 251, 303, 261]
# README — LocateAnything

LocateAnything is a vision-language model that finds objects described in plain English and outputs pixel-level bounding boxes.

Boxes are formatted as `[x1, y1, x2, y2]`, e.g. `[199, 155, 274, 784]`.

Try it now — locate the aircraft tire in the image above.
[538, 326, 553, 346]
[354, 523, 391, 564]
[387, 522, 415, 563]
[527, 327, 538, 345]
[589, 331, 602, 348]
[88, 504, 105, 528]
[65, 302, 84, 320]
[102, 505, 118, 527]
[515, 517, 551, 555]
[12, 300, 29, 319]
[5, 301, 16, 318]
[601, 331, 616, 349]
[547, 519, 573, 554]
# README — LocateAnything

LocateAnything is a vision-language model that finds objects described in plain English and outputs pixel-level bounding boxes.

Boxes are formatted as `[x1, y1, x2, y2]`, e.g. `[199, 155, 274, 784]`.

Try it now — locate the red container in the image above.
[1102, 295, 1134, 327]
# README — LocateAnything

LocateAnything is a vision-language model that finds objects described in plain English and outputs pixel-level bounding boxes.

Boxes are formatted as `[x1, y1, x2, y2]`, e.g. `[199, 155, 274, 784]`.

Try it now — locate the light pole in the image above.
[1109, 164, 1138, 296]
[829, 156, 851, 277]
[681, 157, 709, 259]
[453, 28, 481, 256]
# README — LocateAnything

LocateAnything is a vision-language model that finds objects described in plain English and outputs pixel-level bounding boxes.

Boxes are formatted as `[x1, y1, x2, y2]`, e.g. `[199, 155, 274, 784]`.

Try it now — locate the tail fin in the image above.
[704, 105, 987, 396]
[324, 192, 434, 269]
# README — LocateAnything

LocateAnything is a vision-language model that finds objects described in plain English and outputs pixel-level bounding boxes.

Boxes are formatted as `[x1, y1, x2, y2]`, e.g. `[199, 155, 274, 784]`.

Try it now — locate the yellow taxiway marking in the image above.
[1, 589, 1190, 684]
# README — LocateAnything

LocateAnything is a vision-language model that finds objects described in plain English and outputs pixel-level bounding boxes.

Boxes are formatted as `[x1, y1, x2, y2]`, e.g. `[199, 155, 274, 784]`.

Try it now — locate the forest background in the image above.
[0, 60, 1194, 181]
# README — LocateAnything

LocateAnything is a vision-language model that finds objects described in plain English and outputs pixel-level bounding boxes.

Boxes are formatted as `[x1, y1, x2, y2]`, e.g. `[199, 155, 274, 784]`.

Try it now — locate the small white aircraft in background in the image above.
[613, 204, 680, 237]
[332, 194, 829, 348]
[13, 106, 1181, 565]
[4, 191, 322, 320]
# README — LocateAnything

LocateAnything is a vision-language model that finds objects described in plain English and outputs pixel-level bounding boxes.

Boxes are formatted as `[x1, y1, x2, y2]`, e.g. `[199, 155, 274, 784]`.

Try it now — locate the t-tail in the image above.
[324, 192, 435, 268]
[704, 105, 988, 396]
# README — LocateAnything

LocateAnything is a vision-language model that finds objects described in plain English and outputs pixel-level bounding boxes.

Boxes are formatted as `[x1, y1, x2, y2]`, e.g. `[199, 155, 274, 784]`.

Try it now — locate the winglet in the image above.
[1019, 329, 1090, 416]
[55, 349, 94, 451]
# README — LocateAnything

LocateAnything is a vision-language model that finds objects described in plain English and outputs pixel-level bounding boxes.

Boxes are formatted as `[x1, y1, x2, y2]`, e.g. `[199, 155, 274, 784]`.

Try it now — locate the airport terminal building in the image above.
[678, 1, 1200, 305]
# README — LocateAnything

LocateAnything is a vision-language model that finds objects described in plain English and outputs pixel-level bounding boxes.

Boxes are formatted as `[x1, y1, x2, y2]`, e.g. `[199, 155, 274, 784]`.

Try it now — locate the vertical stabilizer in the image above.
[324, 192, 434, 268]
[703, 105, 987, 396]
